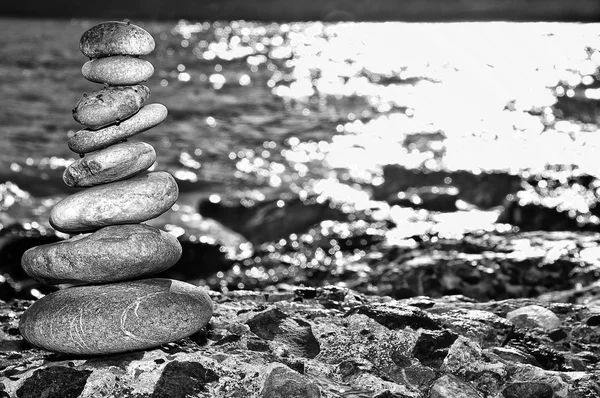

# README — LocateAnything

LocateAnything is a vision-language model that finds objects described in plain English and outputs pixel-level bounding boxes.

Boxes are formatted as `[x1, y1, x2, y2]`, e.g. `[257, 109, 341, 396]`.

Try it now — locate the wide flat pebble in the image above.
[68, 104, 167, 154]
[72, 85, 150, 130]
[50, 171, 178, 233]
[19, 278, 213, 354]
[82, 56, 154, 86]
[63, 141, 156, 187]
[22, 224, 181, 284]
[80, 21, 155, 58]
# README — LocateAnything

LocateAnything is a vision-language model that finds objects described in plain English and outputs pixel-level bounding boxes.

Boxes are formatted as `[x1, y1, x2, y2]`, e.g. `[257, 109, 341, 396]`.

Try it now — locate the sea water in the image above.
[1, 18, 599, 266]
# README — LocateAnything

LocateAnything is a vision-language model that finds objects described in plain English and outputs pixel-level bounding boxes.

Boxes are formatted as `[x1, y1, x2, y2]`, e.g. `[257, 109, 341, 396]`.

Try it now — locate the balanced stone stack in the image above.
[18, 22, 213, 355]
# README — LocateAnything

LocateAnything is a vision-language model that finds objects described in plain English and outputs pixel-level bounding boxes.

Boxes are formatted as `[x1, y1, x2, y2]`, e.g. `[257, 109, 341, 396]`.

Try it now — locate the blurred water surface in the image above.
[1, 18, 600, 260]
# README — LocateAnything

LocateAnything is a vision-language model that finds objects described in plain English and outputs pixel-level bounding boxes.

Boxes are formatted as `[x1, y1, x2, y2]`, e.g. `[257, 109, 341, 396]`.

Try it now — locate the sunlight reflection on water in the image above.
[1, 19, 600, 245]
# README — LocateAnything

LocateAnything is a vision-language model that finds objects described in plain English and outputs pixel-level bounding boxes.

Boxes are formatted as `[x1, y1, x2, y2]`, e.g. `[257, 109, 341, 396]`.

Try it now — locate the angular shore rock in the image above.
[50, 171, 178, 233]
[22, 224, 182, 285]
[3, 289, 599, 396]
[72, 85, 150, 130]
[68, 103, 168, 154]
[198, 195, 350, 245]
[63, 141, 156, 187]
[82, 56, 154, 86]
[79, 21, 155, 58]
[18, 278, 213, 355]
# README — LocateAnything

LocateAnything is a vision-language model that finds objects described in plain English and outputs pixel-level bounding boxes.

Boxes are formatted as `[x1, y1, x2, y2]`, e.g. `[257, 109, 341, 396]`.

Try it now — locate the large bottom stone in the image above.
[22, 224, 182, 285]
[19, 279, 213, 355]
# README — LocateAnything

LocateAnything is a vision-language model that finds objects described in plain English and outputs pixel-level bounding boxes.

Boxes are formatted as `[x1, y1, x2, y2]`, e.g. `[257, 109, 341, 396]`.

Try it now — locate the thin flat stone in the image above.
[22, 224, 181, 285]
[82, 56, 154, 86]
[63, 141, 156, 187]
[72, 85, 150, 130]
[19, 279, 213, 355]
[68, 104, 167, 154]
[50, 171, 178, 233]
[80, 21, 155, 58]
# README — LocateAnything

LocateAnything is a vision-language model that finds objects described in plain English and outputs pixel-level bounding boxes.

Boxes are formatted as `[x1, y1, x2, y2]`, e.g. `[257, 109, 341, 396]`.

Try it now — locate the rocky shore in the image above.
[2, 287, 599, 397]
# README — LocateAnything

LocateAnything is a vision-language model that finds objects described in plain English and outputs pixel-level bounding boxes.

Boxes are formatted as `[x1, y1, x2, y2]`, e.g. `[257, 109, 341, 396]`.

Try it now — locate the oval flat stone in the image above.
[50, 171, 178, 233]
[73, 85, 150, 130]
[82, 56, 154, 86]
[80, 21, 155, 58]
[19, 278, 213, 355]
[22, 224, 181, 285]
[68, 104, 167, 154]
[63, 142, 156, 187]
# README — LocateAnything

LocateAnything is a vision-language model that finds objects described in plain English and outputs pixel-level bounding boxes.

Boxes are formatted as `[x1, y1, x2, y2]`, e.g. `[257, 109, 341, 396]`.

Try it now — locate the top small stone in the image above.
[80, 21, 155, 58]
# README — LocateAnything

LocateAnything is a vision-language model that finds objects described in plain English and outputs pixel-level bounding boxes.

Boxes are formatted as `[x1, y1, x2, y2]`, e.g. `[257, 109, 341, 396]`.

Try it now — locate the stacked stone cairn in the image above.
[18, 22, 213, 355]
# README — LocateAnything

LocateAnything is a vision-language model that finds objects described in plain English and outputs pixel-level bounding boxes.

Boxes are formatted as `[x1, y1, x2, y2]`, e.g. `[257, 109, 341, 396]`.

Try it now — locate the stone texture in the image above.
[506, 305, 561, 331]
[49, 171, 178, 233]
[261, 366, 321, 398]
[18, 279, 213, 355]
[152, 361, 219, 398]
[68, 104, 168, 154]
[2, 289, 599, 397]
[246, 308, 320, 359]
[22, 224, 182, 285]
[79, 21, 155, 58]
[82, 55, 154, 86]
[15, 366, 92, 398]
[429, 375, 482, 398]
[198, 195, 350, 245]
[72, 85, 150, 130]
[63, 141, 156, 187]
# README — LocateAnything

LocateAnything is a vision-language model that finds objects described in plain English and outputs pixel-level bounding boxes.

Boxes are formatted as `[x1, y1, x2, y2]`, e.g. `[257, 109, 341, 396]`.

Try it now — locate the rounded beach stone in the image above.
[49, 171, 178, 233]
[68, 104, 167, 154]
[63, 141, 156, 187]
[19, 278, 213, 355]
[72, 85, 150, 130]
[80, 21, 155, 58]
[82, 56, 154, 86]
[22, 224, 181, 285]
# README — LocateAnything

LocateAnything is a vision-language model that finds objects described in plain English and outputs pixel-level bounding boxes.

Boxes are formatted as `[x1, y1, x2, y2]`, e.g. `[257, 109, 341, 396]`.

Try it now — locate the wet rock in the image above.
[198, 195, 349, 245]
[159, 239, 235, 281]
[374, 166, 521, 209]
[261, 366, 321, 398]
[554, 88, 600, 124]
[498, 166, 600, 231]
[389, 186, 459, 212]
[203, 219, 386, 292]
[498, 202, 584, 231]
[361, 231, 600, 301]
[0, 224, 61, 300]
[16, 366, 92, 398]
[152, 361, 218, 398]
